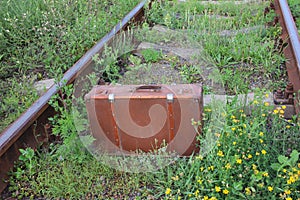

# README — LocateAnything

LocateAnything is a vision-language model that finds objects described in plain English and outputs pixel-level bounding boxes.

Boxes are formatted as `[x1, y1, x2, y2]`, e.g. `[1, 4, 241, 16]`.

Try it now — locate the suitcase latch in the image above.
[167, 93, 174, 102]
[108, 94, 115, 102]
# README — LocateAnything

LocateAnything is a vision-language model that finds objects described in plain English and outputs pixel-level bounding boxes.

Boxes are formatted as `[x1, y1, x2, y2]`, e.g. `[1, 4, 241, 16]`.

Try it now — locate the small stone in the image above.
[34, 79, 55, 95]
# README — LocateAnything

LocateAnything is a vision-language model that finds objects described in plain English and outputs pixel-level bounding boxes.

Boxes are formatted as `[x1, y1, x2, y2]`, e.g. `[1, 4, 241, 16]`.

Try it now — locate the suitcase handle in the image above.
[135, 85, 162, 92]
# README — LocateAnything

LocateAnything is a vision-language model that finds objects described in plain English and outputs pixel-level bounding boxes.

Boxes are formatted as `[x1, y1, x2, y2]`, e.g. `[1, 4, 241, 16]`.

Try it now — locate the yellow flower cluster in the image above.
[214, 186, 229, 195]
[273, 105, 286, 117]
[287, 171, 300, 184]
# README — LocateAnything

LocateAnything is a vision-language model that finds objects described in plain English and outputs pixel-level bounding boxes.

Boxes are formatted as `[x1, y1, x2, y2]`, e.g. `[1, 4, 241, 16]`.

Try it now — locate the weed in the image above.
[141, 48, 163, 63]
[92, 46, 121, 83]
[179, 64, 203, 83]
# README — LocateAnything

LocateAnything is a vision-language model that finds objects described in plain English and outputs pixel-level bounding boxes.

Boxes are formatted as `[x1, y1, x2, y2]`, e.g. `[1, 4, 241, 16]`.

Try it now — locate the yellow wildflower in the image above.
[223, 189, 229, 195]
[215, 186, 221, 192]
[217, 150, 224, 157]
[258, 183, 264, 188]
[231, 115, 236, 119]
[210, 197, 217, 200]
[165, 188, 171, 195]
[243, 124, 247, 128]
[286, 125, 291, 129]
[248, 154, 253, 159]
[261, 149, 267, 155]
[225, 163, 231, 169]
[194, 190, 199, 197]
[282, 105, 287, 109]
[280, 109, 285, 114]
[204, 196, 209, 200]
[263, 172, 269, 177]
[172, 175, 179, 181]
[233, 141, 237, 145]
[200, 167, 204, 171]
[205, 108, 212, 112]
[245, 187, 251, 195]
[197, 179, 203, 184]
[284, 189, 291, 195]
[239, 109, 244, 113]
[260, 139, 264, 143]
[236, 159, 242, 164]
[196, 155, 203, 160]
[253, 100, 259, 104]
[265, 93, 269, 98]
[264, 102, 270, 106]
[208, 166, 214, 171]
[252, 164, 257, 170]
[259, 132, 264, 136]
[256, 152, 260, 156]
[286, 197, 292, 200]
[231, 127, 236, 131]
[273, 109, 279, 114]
[262, 113, 266, 117]
[268, 186, 273, 192]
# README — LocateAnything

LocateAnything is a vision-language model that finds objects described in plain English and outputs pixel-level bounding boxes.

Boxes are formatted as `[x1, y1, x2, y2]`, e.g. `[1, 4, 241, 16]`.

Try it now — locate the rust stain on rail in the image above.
[274, 0, 300, 114]
[0, 0, 148, 193]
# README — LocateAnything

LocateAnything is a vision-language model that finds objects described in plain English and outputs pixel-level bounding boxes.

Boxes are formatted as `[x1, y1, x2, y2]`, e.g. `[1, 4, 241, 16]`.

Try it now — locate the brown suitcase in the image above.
[85, 84, 202, 156]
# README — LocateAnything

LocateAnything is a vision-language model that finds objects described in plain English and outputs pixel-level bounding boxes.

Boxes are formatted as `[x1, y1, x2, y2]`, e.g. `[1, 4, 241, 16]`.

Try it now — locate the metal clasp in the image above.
[167, 93, 174, 102]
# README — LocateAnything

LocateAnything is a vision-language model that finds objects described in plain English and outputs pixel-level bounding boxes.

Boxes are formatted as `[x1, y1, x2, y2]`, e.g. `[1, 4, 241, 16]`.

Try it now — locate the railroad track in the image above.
[0, 0, 299, 194]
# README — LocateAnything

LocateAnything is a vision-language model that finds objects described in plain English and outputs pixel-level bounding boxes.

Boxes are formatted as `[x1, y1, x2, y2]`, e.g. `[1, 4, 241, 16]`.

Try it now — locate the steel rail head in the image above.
[278, 0, 300, 77]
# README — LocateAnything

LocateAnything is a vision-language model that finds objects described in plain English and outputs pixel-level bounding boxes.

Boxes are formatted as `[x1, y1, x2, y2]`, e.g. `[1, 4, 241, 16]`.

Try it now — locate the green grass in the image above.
[0, 0, 141, 132]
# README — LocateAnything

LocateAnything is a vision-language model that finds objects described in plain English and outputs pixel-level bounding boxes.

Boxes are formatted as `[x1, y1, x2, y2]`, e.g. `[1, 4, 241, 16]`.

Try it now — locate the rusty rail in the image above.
[273, 0, 300, 114]
[0, 0, 148, 193]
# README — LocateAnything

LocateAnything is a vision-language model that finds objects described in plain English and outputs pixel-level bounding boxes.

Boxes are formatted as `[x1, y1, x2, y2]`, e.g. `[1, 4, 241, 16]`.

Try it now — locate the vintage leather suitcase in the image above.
[85, 84, 202, 156]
